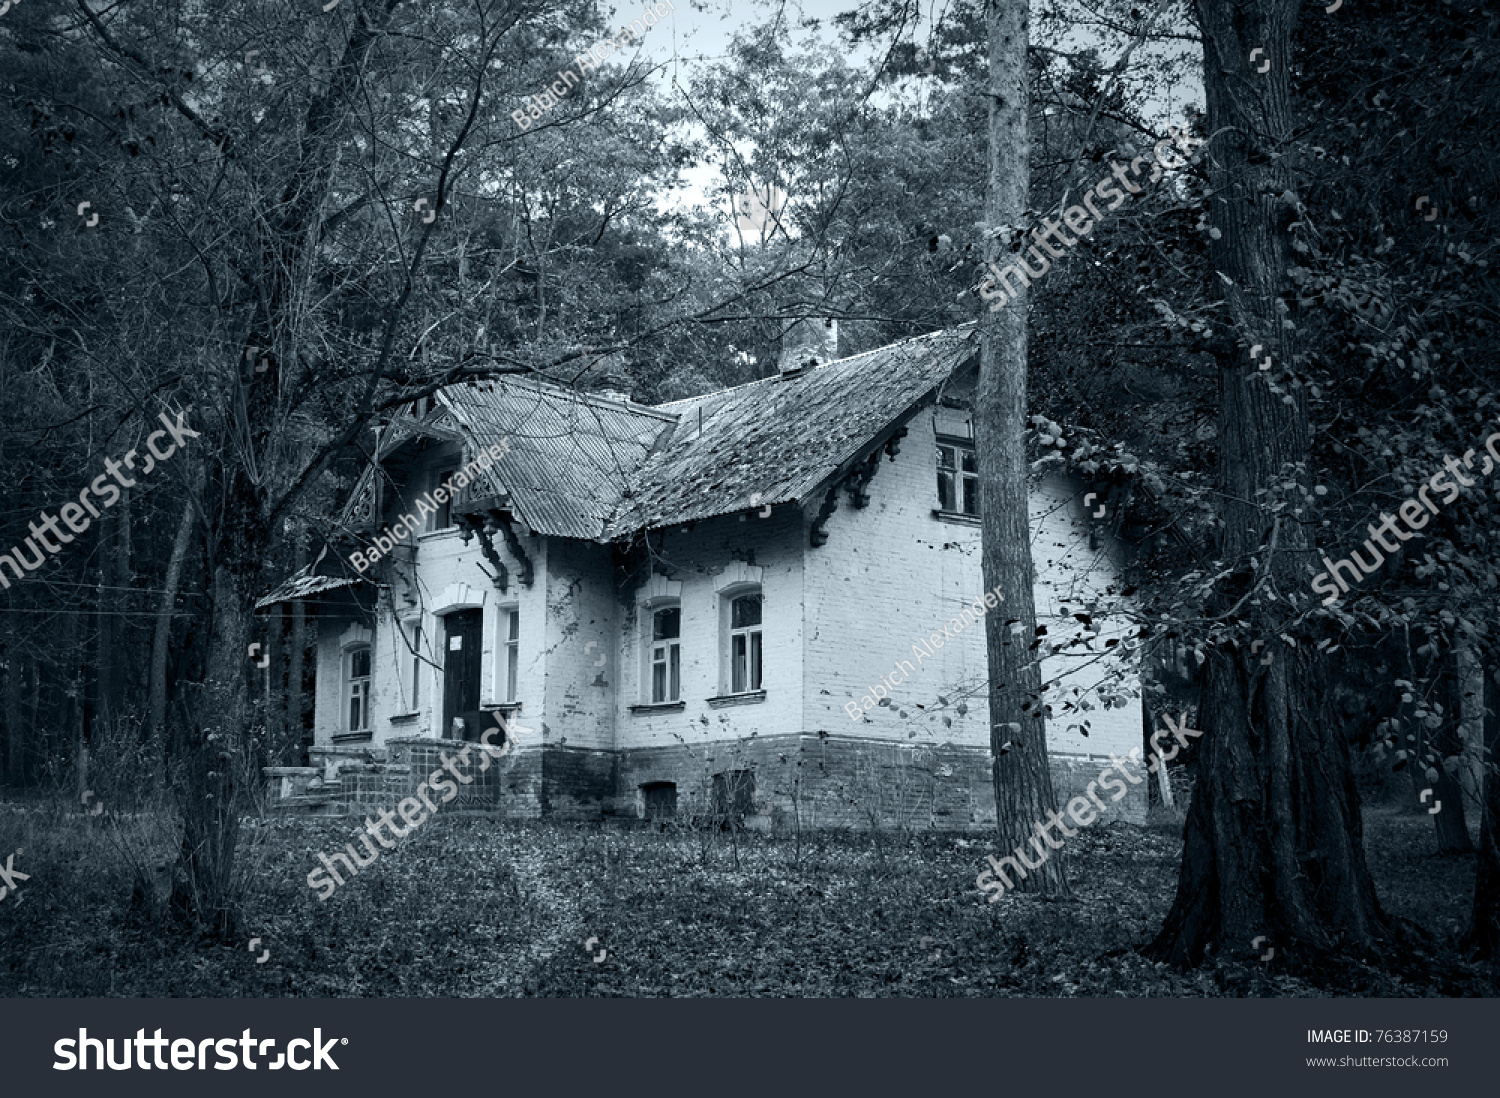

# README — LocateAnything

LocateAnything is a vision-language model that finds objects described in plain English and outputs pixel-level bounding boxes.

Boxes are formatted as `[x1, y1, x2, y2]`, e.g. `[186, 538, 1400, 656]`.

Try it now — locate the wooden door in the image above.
[441, 609, 484, 740]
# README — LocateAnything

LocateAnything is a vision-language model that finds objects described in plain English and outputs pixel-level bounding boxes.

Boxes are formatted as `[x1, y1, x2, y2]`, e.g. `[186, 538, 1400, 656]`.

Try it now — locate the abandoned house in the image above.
[258, 324, 1147, 828]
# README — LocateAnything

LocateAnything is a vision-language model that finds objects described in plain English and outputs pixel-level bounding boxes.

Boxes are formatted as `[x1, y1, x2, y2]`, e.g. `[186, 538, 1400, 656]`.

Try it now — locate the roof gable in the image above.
[604, 326, 978, 536]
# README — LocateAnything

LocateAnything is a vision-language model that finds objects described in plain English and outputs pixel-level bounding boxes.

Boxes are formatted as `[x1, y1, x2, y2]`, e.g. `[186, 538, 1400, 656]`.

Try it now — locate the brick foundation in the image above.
[268, 735, 1146, 828]
[542, 746, 616, 819]
[616, 734, 1145, 830]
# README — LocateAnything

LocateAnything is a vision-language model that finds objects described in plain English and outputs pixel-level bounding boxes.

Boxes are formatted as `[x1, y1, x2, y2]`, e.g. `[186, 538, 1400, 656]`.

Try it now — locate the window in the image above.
[345, 645, 371, 732]
[712, 770, 755, 826]
[401, 620, 423, 710]
[642, 782, 677, 820]
[650, 607, 681, 703]
[729, 593, 762, 693]
[431, 465, 459, 531]
[937, 441, 979, 515]
[504, 609, 519, 703]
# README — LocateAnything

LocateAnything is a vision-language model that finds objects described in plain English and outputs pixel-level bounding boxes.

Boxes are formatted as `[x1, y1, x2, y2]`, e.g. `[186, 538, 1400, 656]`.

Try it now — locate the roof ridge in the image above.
[448, 373, 679, 423]
[651, 325, 972, 411]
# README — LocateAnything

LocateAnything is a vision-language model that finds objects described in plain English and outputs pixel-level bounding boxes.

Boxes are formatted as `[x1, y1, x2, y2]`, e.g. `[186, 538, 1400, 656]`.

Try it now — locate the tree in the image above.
[1466, 670, 1500, 958]
[7, 0, 581, 930]
[1147, 0, 1392, 966]
[975, 0, 1069, 896]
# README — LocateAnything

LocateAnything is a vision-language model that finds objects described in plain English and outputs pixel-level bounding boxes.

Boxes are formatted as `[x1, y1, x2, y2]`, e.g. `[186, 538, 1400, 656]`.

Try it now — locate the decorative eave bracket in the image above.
[461, 513, 509, 593]
[496, 512, 535, 588]
[809, 426, 908, 547]
[460, 508, 536, 594]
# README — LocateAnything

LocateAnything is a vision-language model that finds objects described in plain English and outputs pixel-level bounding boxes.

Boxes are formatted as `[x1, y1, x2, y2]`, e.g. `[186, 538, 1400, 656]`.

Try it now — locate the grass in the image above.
[0, 798, 1491, 997]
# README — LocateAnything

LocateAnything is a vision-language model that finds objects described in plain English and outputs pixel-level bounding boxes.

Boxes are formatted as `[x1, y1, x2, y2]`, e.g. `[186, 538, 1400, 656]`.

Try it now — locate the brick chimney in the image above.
[778, 317, 838, 375]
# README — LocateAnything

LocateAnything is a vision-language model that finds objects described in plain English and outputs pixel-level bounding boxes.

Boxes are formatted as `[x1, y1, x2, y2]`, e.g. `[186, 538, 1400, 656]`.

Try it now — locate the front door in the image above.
[441, 609, 484, 740]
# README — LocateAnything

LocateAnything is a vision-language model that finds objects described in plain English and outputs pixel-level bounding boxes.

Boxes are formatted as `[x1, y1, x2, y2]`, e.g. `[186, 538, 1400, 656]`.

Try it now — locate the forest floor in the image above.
[0, 801, 1492, 997]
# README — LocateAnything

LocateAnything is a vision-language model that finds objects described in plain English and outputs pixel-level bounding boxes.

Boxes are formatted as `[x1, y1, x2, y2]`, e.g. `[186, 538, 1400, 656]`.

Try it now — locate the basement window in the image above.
[642, 782, 677, 820]
[712, 769, 755, 825]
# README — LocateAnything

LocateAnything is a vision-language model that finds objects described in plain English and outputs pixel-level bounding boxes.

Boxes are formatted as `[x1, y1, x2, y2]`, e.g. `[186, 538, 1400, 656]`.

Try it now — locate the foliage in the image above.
[0, 808, 1488, 997]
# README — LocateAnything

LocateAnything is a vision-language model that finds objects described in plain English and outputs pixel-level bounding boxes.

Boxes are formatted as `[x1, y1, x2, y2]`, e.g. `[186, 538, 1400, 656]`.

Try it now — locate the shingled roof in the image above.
[437, 377, 675, 540]
[606, 325, 978, 536]
[393, 325, 978, 544]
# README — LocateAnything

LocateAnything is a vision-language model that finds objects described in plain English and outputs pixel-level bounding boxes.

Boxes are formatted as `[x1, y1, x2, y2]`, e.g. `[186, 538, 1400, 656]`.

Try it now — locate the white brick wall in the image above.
[611, 509, 805, 751]
[542, 537, 617, 751]
[800, 410, 1140, 762]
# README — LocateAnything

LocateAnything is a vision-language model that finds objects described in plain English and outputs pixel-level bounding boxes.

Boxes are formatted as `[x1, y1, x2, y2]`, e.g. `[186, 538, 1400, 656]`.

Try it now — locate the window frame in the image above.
[936, 437, 980, 516]
[725, 589, 763, 695]
[430, 463, 461, 531]
[503, 607, 520, 703]
[398, 617, 423, 712]
[649, 604, 682, 704]
[344, 643, 372, 733]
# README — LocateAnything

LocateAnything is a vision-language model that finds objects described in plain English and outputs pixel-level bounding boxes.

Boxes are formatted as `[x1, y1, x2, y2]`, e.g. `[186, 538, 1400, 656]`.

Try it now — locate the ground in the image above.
[0, 803, 1491, 997]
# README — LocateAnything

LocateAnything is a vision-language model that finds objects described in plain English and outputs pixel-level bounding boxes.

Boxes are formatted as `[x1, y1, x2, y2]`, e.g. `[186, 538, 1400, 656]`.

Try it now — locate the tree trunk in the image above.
[288, 533, 308, 765]
[1152, 711, 1176, 816]
[116, 485, 133, 703]
[149, 498, 196, 736]
[25, 657, 40, 786]
[66, 610, 86, 805]
[976, 0, 1068, 896]
[1143, 690, 1175, 810]
[1, 629, 20, 786]
[171, 564, 251, 936]
[267, 601, 285, 762]
[1464, 665, 1500, 957]
[1144, 645, 1203, 810]
[1155, 745, 1176, 810]
[1457, 639, 1486, 816]
[1147, 0, 1390, 965]
[95, 518, 114, 731]
[1410, 646, 1472, 854]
